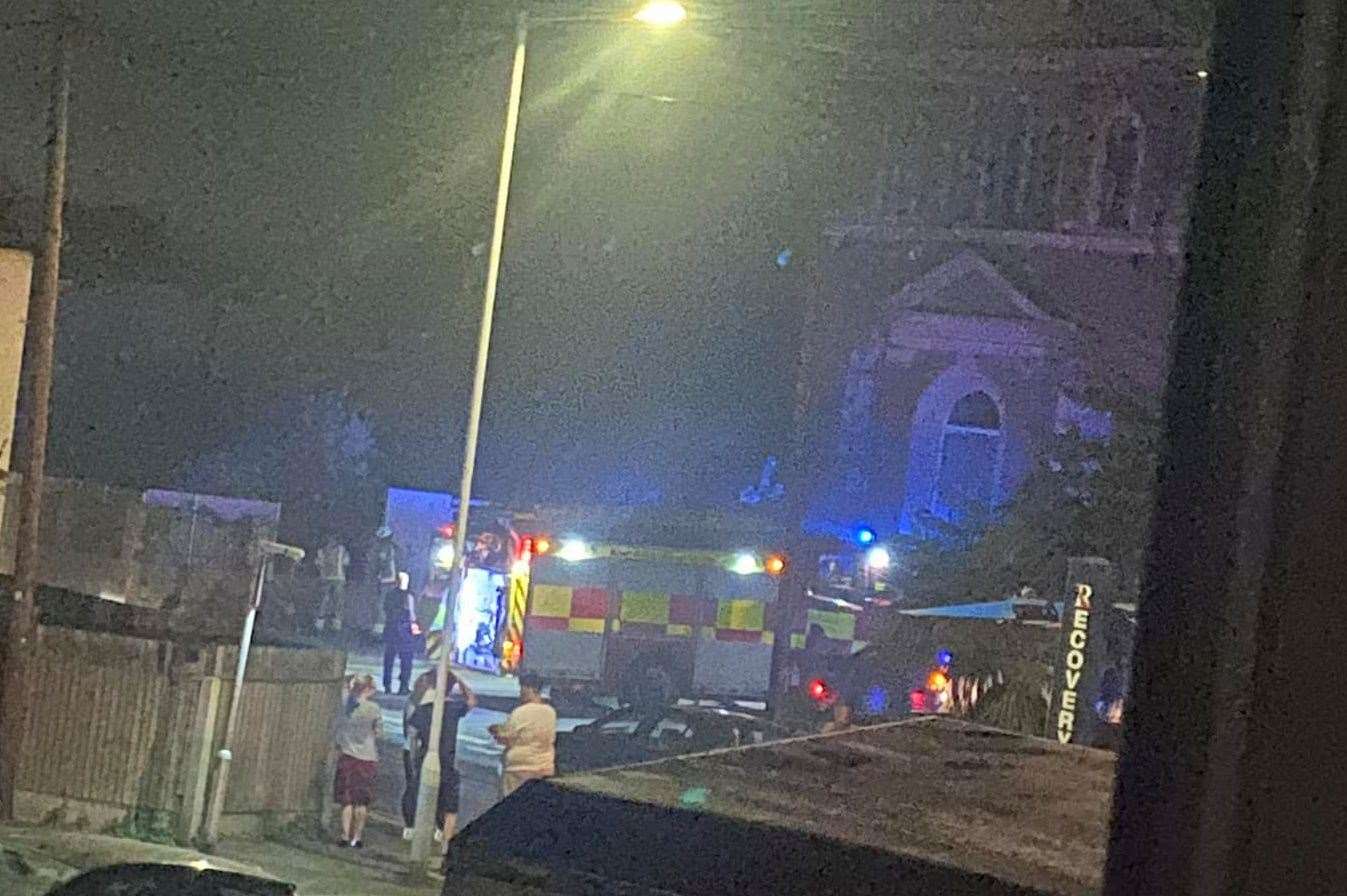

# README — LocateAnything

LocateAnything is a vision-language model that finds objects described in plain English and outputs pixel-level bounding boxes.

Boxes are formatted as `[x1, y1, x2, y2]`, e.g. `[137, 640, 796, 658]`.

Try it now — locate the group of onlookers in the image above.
[331, 668, 557, 850]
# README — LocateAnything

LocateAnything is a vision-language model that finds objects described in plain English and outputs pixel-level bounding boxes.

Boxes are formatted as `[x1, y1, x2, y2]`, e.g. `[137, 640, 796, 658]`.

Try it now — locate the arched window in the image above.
[933, 392, 1002, 523]
[1099, 112, 1143, 230]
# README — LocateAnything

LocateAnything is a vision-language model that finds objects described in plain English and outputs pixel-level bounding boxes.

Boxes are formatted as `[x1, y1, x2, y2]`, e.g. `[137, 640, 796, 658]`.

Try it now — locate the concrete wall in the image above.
[0, 476, 278, 635]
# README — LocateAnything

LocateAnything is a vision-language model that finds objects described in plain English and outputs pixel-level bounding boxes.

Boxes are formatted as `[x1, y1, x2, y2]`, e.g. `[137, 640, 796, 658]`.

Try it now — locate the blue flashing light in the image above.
[865, 685, 889, 715]
[936, 649, 953, 667]
[855, 526, 877, 545]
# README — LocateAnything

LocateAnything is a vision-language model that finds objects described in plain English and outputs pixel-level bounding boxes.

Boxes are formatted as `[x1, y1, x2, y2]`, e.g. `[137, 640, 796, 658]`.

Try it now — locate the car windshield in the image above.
[4, 3, 1335, 896]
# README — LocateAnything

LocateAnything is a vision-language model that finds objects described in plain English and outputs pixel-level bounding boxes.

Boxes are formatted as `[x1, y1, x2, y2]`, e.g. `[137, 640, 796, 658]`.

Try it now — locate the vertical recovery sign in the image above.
[1050, 557, 1116, 746]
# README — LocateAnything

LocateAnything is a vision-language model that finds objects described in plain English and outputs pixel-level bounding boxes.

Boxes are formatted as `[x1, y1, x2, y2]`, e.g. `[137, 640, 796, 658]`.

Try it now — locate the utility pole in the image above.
[0, 0, 70, 821]
[766, 258, 826, 718]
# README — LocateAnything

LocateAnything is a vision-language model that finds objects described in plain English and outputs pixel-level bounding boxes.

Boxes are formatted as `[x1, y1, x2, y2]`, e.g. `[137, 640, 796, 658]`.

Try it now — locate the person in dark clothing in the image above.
[382, 571, 418, 694]
[407, 671, 477, 847]
[400, 670, 438, 839]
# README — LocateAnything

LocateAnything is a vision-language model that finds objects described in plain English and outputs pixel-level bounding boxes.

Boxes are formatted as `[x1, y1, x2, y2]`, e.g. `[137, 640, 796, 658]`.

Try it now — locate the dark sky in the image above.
[1, 1, 871, 508]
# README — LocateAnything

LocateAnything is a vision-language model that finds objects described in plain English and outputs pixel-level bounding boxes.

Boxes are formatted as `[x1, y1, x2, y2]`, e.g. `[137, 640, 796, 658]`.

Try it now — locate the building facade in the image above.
[802, 11, 1207, 540]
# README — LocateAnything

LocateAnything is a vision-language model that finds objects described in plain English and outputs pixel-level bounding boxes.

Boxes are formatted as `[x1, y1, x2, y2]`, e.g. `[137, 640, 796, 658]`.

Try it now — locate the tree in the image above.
[902, 400, 1161, 605]
[176, 390, 384, 551]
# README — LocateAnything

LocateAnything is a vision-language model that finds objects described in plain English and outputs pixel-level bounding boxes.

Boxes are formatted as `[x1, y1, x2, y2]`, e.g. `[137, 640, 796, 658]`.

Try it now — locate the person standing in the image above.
[489, 673, 557, 797]
[369, 526, 400, 590]
[364, 526, 401, 642]
[400, 670, 436, 839]
[314, 534, 350, 635]
[333, 675, 381, 848]
[383, 571, 418, 695]
[408, 671, 477, 846]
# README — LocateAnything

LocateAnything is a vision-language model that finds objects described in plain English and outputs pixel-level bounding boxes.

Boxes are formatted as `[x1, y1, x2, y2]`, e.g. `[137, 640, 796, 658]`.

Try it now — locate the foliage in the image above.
[175, 390, 383, 549]
[109, 809, 177, 846]
[903, 402, 1161, 605]
[969, 669, 1051, 738]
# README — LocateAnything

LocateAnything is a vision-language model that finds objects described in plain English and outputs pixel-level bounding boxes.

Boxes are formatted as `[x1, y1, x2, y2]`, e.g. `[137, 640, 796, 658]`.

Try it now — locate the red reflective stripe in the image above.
[570, 586, 610, 619]
[526, 615, 569, 631]
[667, 594, 700, 626]
[715, 628, 764, 643]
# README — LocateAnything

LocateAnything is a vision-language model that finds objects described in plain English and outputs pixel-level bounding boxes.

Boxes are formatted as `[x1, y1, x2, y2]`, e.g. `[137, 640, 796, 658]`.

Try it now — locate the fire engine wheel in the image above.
[622, 657, 676, 709]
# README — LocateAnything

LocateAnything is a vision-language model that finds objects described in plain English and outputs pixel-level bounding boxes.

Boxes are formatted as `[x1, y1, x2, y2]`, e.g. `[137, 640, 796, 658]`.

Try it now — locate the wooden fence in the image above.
[14, 625, 345, 841]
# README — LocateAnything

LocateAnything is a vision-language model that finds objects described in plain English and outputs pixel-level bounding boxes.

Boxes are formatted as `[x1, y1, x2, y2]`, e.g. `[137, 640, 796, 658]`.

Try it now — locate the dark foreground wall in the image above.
[447, 778, 1049, 896]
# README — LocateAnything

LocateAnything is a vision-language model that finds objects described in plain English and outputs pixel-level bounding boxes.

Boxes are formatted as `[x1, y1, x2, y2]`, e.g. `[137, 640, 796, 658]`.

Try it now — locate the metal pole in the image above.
[0, 0, 70, 821]
[201, 554, 268, 847]
[409, 9, 528, 869]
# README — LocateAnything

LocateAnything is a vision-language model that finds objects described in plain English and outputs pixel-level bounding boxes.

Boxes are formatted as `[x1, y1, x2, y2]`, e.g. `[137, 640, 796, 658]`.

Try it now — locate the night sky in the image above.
[0, 1, 871, 509]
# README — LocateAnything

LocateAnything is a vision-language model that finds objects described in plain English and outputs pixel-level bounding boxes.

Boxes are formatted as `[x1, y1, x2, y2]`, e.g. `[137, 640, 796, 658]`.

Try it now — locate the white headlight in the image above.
[865, 546, 892, 570]
[556, 539, 593, 563]
[732, 553, 761, 575]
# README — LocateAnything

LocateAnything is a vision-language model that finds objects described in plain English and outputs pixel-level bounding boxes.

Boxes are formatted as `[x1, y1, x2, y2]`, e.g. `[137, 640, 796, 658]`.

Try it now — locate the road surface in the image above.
[344, 654, 595, 829]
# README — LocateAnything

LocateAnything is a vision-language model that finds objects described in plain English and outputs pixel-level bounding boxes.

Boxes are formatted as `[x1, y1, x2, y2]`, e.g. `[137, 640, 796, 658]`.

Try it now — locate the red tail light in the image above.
[807, 678, 829, 702]
[910, 689, 928, 712]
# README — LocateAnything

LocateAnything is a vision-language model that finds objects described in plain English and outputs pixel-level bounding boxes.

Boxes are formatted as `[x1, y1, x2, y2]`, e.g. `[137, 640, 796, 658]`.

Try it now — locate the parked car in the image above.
[556, 704, 794, 773]
[47, 863, 293, 896]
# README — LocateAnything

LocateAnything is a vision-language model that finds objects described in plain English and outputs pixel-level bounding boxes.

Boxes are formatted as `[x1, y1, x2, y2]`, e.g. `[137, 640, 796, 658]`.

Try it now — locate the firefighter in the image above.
[369, 526, 400, 589]
[382, 571, 419, 695]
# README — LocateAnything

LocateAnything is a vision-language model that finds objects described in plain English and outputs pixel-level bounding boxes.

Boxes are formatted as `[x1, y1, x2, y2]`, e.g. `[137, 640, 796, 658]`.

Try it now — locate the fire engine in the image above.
[514, 537, 788, 704]
[428, 534, 790, 704]
[385, 490, 802, 703]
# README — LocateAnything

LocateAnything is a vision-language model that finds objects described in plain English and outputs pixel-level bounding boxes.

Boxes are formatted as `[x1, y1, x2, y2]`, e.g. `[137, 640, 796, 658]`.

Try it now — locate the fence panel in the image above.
[15, 626, 344, 836]
[212, 645, 346, 819]
[18, 627, 182, 812]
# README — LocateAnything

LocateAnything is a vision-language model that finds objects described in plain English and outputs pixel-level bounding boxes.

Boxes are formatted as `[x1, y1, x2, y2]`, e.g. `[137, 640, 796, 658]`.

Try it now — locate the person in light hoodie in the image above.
[489, 673, 557, 797]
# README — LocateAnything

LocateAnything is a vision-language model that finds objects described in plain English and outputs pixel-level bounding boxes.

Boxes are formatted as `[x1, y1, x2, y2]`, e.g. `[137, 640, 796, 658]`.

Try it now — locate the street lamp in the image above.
[408, 2, 688, 869]
[634, 1, 689, 27]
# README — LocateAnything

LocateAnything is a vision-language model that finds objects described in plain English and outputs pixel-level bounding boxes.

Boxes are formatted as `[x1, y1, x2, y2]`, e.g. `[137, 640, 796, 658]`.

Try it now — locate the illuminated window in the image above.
[933, 391, 1002, 522]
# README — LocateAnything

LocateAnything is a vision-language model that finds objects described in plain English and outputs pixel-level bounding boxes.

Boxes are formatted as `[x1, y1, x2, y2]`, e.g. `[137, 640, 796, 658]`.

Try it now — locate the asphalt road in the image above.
[344, 654, 595, 829]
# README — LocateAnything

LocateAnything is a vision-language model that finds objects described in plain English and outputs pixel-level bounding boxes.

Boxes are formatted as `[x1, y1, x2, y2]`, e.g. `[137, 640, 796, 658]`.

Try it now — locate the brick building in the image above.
[799, 4, 1208, 540]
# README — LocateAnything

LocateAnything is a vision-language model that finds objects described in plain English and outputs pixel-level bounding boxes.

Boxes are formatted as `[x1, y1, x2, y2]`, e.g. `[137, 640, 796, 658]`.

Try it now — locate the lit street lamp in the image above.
[408, 1, 689, 869]
[634, 1, 689, 27]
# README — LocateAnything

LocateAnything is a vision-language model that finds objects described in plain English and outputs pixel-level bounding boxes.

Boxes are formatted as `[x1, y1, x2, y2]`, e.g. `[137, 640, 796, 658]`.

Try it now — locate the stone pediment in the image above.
[892, 251, 1056, 322]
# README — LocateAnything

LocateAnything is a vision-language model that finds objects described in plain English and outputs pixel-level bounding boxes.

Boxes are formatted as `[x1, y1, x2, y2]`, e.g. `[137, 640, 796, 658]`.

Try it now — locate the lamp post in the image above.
[407, 2, 688, 870]
[202, 540, 304, 848]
